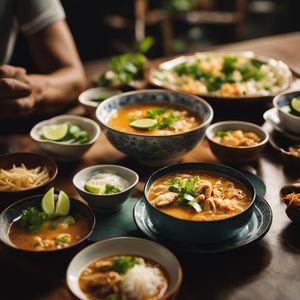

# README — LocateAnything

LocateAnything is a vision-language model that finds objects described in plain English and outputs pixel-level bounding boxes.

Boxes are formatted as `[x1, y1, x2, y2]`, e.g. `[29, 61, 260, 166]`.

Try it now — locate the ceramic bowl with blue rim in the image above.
[273, 91, 300, 135]
[96, 89, 214, 166]
[143, 163, 256, 244]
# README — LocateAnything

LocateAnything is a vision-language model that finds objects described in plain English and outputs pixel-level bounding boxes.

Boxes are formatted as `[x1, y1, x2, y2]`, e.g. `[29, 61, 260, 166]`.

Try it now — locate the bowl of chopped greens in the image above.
[96, 89, 213, 166]
[73, 165, 139, 212]
[273, 91, 300, 135]
[78, 87, 121, 119]
[146, 51, 292, 103]
[30, 115, 100, 161]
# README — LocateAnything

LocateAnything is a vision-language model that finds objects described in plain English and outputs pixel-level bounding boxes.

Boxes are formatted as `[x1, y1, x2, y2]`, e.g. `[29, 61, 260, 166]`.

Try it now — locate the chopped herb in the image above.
[19, 207, 48, 233]
[104, 184, 121, 194]
[56, 235, 70, 244]
[106, 294, 119, 300]
[168, 176, 202, 212]
[215, 130, 231, 138]
[112, 256, 140, 274]
[250, 58, 264, 68]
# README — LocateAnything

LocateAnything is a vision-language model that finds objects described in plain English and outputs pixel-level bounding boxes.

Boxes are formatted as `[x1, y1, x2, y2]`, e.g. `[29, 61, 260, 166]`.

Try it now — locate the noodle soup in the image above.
[147, 171, 251, 221]
[107, 103, 201, 136]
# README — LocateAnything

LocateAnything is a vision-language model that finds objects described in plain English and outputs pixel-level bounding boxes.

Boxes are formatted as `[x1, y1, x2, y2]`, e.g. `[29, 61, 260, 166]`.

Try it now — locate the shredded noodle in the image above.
[0, 164, 50, 191]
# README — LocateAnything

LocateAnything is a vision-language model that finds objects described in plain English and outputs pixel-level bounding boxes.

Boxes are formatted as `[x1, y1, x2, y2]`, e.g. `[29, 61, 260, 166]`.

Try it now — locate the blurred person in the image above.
[0, 0, 86, 119]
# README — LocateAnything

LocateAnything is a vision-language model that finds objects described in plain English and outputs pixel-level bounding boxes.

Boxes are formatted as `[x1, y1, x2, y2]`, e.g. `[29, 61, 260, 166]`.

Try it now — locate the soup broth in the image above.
[107, 103, 201, 135]
[147, 171, 251, 221]
[9, 213, 89, 251]
[79, 255, 168, 300]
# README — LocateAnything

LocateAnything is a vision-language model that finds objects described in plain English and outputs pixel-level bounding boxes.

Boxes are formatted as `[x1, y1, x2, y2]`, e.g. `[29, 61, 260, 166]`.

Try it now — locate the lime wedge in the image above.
[41, 187, 55, 215]
[84, 181, 101, 194]
[130, 118, 157, 129]
[290, 97, 300, 115]
[41, 123, 69, 141]
[54, 191, 70, 216]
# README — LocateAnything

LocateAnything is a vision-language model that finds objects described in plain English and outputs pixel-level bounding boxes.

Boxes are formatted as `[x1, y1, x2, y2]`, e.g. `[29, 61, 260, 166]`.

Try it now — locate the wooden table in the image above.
[1, 32, 300, 300]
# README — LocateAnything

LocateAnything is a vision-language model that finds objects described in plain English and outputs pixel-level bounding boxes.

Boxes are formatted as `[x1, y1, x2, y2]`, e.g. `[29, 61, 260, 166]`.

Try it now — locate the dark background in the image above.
[11, 0, 300, 70]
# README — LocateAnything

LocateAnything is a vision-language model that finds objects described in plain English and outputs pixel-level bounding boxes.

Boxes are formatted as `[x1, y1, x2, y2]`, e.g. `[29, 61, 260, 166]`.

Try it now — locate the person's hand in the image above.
[0, 65, 35, 117]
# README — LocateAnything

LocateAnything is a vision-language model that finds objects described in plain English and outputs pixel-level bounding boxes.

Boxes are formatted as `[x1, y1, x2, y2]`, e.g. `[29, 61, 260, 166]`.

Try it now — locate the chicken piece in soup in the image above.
[212, 130, 261, 147]
[147, 171, 251, 221]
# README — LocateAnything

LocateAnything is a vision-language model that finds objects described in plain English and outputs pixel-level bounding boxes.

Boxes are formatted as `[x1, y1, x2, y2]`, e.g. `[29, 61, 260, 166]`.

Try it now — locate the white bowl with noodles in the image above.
[66, 237, 182, 300]
[0, 152, 58, 208]
[30, 115, 100, 161]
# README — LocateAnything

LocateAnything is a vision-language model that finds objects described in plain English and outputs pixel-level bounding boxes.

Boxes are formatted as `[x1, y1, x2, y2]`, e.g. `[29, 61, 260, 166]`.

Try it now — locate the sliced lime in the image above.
[41, 123, 69, 141]
[84, 181, 101, 194]
[130, 118, 157, 129]
[290, 97, 300, 115]
[54, 191, 70, 216]
[41, 187, 55, 215]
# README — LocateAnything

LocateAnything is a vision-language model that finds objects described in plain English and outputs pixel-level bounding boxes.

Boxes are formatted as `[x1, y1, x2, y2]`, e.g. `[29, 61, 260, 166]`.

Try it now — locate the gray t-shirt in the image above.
[0, 0, 65, 64]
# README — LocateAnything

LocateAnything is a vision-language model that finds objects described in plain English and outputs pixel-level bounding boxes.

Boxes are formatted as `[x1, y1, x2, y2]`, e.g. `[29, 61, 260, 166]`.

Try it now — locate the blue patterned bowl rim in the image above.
[96, 89, 214, 138]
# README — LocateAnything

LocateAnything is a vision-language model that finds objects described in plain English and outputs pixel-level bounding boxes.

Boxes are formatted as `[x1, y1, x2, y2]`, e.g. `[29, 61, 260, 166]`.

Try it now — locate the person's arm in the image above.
[27, 19, 87, 113]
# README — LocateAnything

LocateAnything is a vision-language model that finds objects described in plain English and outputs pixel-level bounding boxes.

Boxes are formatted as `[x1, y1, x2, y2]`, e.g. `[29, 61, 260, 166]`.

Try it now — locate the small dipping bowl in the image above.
[0, 195, 95, 254]
[67, 237, 182, 300]
[30, 115, 100, 161]
[273, 91, 300, 135]
[143, 162, 256, 244]
[73, 165, 139, 213]
[78, 87, 121, 120]
[206, 121, 269, 164]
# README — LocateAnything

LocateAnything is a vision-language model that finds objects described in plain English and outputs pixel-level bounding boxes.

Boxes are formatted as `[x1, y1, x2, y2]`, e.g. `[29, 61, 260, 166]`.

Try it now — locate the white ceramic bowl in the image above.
[78, 87, 121, 119]
[206, 121, 269, 163]
[30, 115, 100, 161]
[273, 91, 300, 135]
[73, 165, 139, 212]
[66, 237, 182, 300]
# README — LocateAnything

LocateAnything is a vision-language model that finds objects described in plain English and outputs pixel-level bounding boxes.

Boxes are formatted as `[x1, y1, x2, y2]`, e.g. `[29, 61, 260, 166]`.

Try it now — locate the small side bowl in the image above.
[206, 121, 269, 164]
[66, 237, 182, 300]
[0, 152, 58, 209]
[0, 195, 95, 254]
[144, 162, 256, 244]
[78, 87, 121, 119]
[273, 91, 300, 135]
[279, 181, 300, 223]
[280, 146, 300, 174]
[73, 165, 139, 212]
[30, 115, 100, 161]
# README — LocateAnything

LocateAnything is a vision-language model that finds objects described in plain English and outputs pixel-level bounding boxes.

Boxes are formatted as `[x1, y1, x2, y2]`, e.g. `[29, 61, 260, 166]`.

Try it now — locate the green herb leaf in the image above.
[19, 207, 48, 233]
[215, 130, 230, 138]
[56, 235, 70, 244]
[137, 36, 154, 53]
[104, 184, 121, 194]
[106, 294, 120, 300]
[112, 256, 140, 274]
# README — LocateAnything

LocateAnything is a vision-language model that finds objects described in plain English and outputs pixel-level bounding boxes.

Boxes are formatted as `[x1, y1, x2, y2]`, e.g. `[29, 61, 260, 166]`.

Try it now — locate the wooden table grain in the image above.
[1, 32, 300, 300]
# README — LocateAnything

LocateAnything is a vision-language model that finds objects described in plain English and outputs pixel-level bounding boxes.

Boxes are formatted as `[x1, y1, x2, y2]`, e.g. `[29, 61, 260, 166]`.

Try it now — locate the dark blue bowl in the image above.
[0, 195, 95, 254]
[144, 163, 256, 244]
[96, 89, 213, 166]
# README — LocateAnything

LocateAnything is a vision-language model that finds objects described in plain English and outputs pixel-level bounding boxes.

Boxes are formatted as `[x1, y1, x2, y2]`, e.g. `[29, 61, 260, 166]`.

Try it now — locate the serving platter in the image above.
[145, 51, 293, 104]
[134, 195, 272, 254]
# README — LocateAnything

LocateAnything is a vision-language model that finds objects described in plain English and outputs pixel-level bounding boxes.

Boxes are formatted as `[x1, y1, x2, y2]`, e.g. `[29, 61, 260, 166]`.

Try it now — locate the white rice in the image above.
[121, 264, 167, 300]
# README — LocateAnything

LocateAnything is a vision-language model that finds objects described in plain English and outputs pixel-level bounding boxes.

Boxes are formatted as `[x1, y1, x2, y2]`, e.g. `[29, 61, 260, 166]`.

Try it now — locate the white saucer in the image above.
[263, 108, 300, 143]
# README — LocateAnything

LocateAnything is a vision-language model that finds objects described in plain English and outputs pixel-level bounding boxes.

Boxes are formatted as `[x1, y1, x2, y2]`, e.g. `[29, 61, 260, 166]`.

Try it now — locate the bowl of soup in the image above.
[67, 237, 182, 300]
[206, 121, 269, 164]
[96, 89, 213, 166]
[144, 163, 256, 244]
[0, 190, 95, 253]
